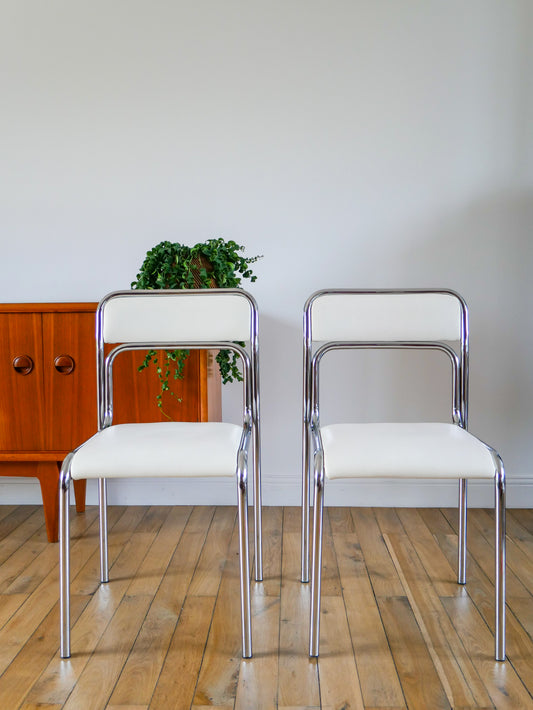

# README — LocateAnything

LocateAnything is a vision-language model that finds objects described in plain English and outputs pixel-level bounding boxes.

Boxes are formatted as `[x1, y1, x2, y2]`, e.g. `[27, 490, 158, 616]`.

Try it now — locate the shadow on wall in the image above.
[221, 311, 303, 480]
[316, 189, 532, 478]
[223, 189, 532, 484]
[394, 189, 533, 472]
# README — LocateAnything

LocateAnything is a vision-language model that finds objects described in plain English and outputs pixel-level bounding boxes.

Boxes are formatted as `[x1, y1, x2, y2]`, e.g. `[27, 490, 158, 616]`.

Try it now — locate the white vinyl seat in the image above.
[321, 423, 496, 480]
[70, 422, 244, 479]
[59, 289, 262, 660]
[301, 289, 506, 662]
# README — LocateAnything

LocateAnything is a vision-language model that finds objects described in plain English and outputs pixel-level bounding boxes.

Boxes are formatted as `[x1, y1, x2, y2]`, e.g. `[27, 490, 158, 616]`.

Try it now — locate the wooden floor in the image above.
[1, 505, 533, 709]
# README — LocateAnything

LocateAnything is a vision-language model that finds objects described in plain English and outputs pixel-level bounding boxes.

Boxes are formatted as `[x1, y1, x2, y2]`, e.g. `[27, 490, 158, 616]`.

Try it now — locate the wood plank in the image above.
[62, 594, 154, 710]
[317, 595, 365, 709]
[442, 595, 533, 709]
[374, 506, 405, 535]
[379, 596, 451, 710]
[1, 505, 533, 710]
[0, 505, 39, 548]
[441, 508, 531, 601]
[234, 595, 280, 710]
[418, 507, 456, 538]
[277, 508, 320, 708]
[108, 507, 210, 707]
[434, 524, 533, 700]
[23, 507, 151, 706]
[327, 505, 355, 533]
[0, 592, 90, 710]
[188, 506, 237, 597]
[192, 515, 243, 706]
[0, 504, 18, 524]
[351, 508, 405, 598]
[254, 504, 283, 598]
[384, 531, 493, 707]
[331, 532, 405, 708]
[474, 507, 533, 596]
[320, 510, 342, 596]
[0, 503, 113, 677]
[234, 506, 283, 709]
[0, 592, 26, 629]
[0, 507, 98, 594]
[0, 507, 47, 573]
[395, 508, 460, 597]
[41, 518, 160, 706]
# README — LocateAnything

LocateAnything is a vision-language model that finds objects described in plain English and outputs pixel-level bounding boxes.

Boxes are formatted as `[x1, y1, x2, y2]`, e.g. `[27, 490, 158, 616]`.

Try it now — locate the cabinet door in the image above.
[0, 313, 45, 450]
[42, 312, 98, 451]
[111, 349, 212, 424]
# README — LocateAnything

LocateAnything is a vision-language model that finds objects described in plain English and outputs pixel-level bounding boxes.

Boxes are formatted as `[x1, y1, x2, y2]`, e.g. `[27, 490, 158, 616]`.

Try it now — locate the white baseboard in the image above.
[1, 475, 532, 508]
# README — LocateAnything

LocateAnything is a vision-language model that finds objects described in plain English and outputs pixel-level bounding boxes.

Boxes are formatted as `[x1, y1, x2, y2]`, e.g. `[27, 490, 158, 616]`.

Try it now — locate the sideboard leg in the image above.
[37, 462, 60, 542]
[73, 478, 87, 513]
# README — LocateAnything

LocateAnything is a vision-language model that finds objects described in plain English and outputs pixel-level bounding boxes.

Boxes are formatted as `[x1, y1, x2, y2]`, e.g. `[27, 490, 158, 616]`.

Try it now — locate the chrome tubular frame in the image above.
[303, 289, 505, 661]
[60, 289, 260, 660]
[458, 294, 470, 585]
[99, 478, 109, 583]
[237, 419, 253, 657]
[309, 415, 324, 656]
[59, 454, 73, 658]
[494, 451, 506, 661]
[303, 339, 460, 586]
[302, 288, 467, 583]
[301, 304, 312, 582]
[97, 289, 263, 583]
[250, 299, 263, 582]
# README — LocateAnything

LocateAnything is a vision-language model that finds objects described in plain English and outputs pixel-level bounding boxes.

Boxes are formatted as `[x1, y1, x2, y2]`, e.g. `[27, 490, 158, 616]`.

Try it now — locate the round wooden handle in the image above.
[12, 355, 34, 375]
[54, 354, 75, 375]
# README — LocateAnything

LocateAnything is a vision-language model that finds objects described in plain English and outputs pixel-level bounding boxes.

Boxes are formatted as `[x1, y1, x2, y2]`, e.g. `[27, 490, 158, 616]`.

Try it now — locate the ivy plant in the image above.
[131, 238, 260, 416]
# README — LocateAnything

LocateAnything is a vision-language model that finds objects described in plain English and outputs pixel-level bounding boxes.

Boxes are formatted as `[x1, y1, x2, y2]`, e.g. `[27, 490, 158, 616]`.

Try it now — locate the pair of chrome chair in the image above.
[59, 288, 506, 662]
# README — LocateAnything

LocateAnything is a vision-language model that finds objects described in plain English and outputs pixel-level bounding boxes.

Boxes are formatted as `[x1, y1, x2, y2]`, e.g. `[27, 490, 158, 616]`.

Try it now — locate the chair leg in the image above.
[59, 458, 73, 658]
[301, 422, 310, 583]
[237, 453, 252, 658]
[458, 478, 467, 584]
[253, 421, 263, 582]
[309, 451, 324, 657]
[99, 478, 109, 583]
[495, 462, 506, 661]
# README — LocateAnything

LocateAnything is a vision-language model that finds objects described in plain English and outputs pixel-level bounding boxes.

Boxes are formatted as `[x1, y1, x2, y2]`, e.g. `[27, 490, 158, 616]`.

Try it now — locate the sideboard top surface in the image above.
[0, 303, 98, 313]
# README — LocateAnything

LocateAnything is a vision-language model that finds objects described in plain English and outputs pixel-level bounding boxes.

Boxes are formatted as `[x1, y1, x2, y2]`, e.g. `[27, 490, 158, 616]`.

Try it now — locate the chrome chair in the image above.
[301, 289, 506, 661]
[59, 288, 262, 659]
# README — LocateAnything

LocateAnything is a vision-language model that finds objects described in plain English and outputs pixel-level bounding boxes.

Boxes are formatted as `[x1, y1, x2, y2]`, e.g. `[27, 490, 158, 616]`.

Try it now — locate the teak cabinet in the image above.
[0, 303, 221, 542]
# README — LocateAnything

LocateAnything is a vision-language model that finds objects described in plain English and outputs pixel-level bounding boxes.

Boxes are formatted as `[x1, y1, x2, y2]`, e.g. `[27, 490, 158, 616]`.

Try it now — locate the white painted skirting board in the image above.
[1, 475, 532, 508]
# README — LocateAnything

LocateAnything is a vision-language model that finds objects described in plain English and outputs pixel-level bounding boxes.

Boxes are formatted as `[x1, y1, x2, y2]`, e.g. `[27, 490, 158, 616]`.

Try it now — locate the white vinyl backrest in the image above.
[102, 292, 252, 343]
[310, 292, 463, 342]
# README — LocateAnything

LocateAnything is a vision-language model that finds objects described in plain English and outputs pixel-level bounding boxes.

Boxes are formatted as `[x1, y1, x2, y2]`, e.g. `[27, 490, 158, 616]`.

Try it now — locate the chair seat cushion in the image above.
[320, 422, 497, 480]
[70, 422, 244, 480]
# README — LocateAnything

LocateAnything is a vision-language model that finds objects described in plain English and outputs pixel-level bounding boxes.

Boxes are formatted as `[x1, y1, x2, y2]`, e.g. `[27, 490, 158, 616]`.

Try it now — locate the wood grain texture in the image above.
[0, 303, 222, 542]
[0, 313, 44, 450]
[1, 505, 533, 709]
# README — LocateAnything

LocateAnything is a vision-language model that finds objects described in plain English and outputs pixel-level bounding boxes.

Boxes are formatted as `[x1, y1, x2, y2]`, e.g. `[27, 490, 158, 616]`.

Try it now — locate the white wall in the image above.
[1, 1, 532, 507]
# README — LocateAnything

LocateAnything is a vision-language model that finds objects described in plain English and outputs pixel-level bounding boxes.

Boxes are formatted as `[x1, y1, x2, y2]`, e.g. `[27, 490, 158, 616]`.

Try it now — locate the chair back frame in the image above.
[95, 288, 262, 579]
[60, 289, 262, 660]
[301, 288, 505, 662]
[96, 288, 260, 428]
[301, 288, 469, 583]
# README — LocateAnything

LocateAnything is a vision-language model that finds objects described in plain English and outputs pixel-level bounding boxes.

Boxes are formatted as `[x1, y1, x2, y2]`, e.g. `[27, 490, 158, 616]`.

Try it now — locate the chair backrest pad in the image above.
[310, 291, 463, 342]
[101, 291, 252, 344]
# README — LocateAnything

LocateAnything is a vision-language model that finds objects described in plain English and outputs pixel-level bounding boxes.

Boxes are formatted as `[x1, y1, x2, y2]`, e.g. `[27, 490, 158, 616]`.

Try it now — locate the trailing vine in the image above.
[131, 238, 261, 416]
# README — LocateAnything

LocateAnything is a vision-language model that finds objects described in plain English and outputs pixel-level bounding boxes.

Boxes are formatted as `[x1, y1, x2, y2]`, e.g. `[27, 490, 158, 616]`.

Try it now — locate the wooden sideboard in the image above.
[0, 303, 221, 541]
